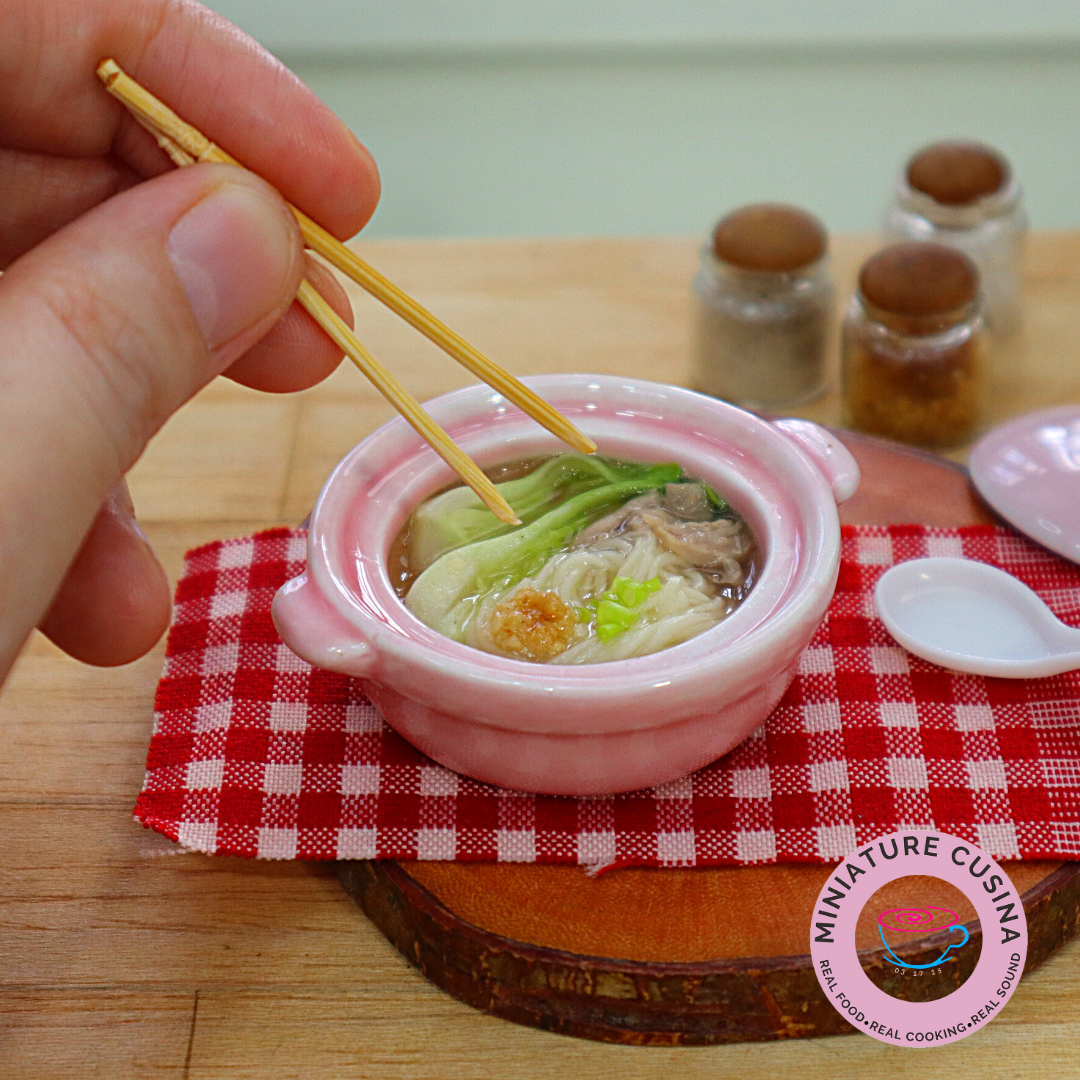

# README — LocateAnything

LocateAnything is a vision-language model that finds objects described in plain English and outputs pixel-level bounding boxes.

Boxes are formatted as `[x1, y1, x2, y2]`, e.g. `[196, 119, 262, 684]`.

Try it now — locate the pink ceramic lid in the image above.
[969, 405, 1080, 566]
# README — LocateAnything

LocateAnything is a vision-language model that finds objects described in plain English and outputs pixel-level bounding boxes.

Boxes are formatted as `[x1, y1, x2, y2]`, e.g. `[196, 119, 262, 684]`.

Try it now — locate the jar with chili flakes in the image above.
[841, 243, 986, 448]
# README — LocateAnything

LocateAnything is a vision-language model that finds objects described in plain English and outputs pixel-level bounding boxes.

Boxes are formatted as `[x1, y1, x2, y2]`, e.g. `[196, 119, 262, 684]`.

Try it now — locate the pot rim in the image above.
[298, 375, 840, 710]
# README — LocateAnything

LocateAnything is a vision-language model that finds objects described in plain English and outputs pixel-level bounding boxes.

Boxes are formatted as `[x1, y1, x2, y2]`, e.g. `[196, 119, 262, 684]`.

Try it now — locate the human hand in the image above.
[0, 0, 380, 682]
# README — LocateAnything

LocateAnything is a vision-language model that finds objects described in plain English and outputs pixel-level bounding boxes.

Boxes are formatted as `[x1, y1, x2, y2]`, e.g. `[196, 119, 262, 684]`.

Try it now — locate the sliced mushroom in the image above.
[661, 483, 712, 521]
[572, 492, 663, 545]
[640, 512, 745, 571]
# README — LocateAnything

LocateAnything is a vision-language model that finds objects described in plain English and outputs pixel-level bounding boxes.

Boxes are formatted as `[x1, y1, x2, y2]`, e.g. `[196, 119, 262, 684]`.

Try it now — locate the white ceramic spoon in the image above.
[874, 557, 1080, 678]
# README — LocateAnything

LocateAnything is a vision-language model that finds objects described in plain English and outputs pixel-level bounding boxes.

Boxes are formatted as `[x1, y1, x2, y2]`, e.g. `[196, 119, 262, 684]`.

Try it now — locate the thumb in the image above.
[0, 163, 304, 681]
[37, 478, 172, 667]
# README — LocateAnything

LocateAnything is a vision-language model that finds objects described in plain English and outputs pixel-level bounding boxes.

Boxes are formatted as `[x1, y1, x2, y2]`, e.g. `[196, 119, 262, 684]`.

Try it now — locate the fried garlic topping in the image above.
[490, 587, 576, 661]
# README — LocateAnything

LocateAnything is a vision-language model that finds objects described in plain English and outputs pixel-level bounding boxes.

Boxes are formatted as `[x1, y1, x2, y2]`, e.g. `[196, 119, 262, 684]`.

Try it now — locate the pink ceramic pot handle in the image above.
[271, 573, 376, 677]
[771, 418, 860, 504]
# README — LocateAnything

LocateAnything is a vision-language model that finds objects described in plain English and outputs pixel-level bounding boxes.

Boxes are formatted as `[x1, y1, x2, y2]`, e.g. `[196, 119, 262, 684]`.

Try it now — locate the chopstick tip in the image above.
[487, 499, 521, 525]
[97, 58, 121, 86]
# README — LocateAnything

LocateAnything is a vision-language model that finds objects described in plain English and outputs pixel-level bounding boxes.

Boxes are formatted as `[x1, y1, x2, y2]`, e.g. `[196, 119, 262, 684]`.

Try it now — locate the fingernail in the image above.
[167, 179, 300, 358]
[104, 480, 150, 544]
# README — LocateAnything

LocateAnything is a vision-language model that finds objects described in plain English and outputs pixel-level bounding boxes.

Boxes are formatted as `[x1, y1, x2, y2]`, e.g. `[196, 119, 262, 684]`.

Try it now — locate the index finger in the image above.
[0, 0, 379, 239]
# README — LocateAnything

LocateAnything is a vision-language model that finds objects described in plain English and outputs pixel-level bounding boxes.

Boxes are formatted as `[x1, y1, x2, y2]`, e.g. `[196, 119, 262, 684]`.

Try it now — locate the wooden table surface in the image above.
[3, 232, 1080, 1078]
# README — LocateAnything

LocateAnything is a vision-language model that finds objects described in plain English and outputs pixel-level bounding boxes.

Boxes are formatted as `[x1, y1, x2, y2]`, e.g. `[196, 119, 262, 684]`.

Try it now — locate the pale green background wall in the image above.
[208, 2, 1080, 240]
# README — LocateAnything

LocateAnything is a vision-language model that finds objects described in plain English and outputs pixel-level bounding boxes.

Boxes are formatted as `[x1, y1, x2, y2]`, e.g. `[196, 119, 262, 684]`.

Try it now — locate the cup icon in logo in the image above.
[878, 906, 969, 969]
[879, 906, 957, 932]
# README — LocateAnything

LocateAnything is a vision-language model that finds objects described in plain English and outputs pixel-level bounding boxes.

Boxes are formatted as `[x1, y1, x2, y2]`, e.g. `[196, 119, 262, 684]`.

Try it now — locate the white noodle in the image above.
[465, 525, 742, 663]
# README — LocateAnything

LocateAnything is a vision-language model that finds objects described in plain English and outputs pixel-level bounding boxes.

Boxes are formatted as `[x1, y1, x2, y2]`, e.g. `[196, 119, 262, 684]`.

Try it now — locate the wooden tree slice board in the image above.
[336, 430, 1080, 1045]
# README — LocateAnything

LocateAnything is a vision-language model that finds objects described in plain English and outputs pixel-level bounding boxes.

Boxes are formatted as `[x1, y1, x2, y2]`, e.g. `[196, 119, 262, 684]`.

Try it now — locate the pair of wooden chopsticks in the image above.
[96, 59, 596, 525]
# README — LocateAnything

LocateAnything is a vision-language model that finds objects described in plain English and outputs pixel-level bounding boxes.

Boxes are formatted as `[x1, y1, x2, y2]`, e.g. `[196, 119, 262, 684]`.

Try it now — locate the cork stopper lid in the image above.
[712, 203, 827, 272]
[907, 141, 1006, 206]
[859, 243, 979, 317]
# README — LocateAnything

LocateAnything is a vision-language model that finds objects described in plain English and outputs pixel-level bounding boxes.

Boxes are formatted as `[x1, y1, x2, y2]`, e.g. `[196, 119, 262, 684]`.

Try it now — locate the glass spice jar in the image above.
[842, 243, 986, 448]
[692, 203, 833, 409]
[884, 141, 1026, 336]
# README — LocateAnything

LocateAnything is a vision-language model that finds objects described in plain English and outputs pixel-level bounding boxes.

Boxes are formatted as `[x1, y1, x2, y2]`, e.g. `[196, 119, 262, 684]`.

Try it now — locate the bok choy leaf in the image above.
[408, 453, 666, 570]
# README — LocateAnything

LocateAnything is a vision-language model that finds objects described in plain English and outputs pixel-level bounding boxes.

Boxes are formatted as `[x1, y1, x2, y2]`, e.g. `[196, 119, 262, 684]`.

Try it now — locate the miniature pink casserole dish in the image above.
[272, 375, 859, 795]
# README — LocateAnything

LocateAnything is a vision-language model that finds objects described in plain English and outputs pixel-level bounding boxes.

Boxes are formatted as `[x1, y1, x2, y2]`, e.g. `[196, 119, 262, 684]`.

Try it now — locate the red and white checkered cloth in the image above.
[136, 525, 1080, 869]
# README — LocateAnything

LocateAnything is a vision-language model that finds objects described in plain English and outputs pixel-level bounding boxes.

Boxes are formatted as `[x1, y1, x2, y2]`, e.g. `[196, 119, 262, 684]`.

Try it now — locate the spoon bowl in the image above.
[875, 557, 1080, 678]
